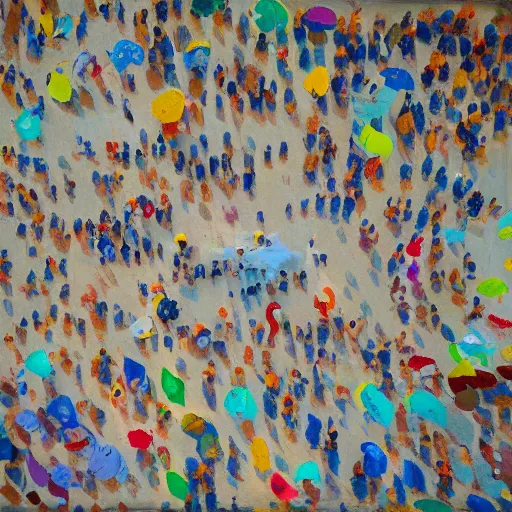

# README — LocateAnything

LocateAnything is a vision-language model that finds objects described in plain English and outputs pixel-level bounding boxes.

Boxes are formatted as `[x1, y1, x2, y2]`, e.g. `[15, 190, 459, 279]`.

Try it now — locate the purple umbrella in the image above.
[302, 6, 337, 32]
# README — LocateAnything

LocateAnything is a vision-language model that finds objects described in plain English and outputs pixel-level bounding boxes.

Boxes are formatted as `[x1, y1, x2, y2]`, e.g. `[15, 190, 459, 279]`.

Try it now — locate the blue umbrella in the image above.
[380, 68, 415, 91]
[107, 40, 144, 73]
[467, 494, 496, 512]
[157, 298, 179, 322]
[361, 442, 387, 478]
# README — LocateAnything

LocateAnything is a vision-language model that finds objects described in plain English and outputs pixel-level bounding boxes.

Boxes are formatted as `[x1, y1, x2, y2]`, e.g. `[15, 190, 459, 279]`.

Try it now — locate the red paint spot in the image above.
[497, 365, 512, 380]
[314, 287, 336, 319]
[408, 355, 436, 371]
[64, 438, 89, 452]
[266, 302, 281, 347]
[406, 237, 424, 257]
[270, 472, 299, 502]
[127, 429, 153, 449]
[488, 314, 512, 329]
[448, 370, 497, 394]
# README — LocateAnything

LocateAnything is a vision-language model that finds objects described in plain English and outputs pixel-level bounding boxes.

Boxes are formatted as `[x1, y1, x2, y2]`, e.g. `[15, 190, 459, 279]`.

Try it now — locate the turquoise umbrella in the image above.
[15, 109, 41, 141]
[407, 390, 447, 427]
[360, 383, 394, 427]
[224, 387, 258, 420]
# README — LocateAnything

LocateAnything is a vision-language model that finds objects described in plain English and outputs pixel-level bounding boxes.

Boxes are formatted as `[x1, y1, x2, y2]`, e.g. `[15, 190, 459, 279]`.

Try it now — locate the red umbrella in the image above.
[497, 365, 512, 380]
[270, 472, 299, 502]
[408, 355, 436, 371]
[488, 314, 512, 329]
[448, 370, 497, 394]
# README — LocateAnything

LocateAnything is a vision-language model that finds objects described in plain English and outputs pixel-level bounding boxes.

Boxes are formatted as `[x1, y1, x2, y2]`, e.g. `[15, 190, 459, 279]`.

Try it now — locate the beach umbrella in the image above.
[408, 355, 436, 371]
[251, 0, 289, 33]
[498, 209, 512, 240]
[47, 68, 72, 102]
[303, 66, 329, 97]
[489, 314, 512, 330]
[270, 472, 299, 502]
[252, 437, 271, 473]
[191, 0, 225, 17]
[130, 316, 153, 339]
[53, 14, 73, 38]
[477, 277, 509, 301]
[14, 109, 41, 141]
[124, 357, 147, 390]
[224, 387, 258, 420]
[360, 383, 394, 427]
[107, 40, 144, 73]
[156, 297, 179, 322]
[467, 495, 496, 512]
[161, 368, 185, 405]
[152, 89, 185, 124]
[414, 499, 452, 512]
[455, 385, 480, 411]
[452, 368, 496, 392]
[181, 413, 206, 435]
[497, 365, 512, 380]
[302, 7, 336, 32]
[26, 349, 52, 378]
[448, 363, 497, 394]
[356, 123, 394, 159]
[195, 326, 211, 349]
[361, 442, 387, 478]
[379, 68, 415, 91]
[294, 461, 321, 485]
[353, 381, 371, 411]
[184, 40, 211, 78]
[39, 10, 54, 37]
[166, 471, 188, 500]
[454, 329, 497, 366]
[407, 390, 447, 427]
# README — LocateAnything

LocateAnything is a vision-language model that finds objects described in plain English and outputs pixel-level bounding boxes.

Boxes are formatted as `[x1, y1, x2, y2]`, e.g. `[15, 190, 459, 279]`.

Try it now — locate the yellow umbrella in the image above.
[353, 382, 371, 411]
[448, 360, 476, 379]
[152, 292, 166, 314]
[39, 10, 54, 37]
[47, 69, 72, 103]
[504, 257, 512, 272]
[303, 66, 329, 97]
[251, 437, 271, 473]
[185, 40, 211, 53]
[152, 89, 185, 123]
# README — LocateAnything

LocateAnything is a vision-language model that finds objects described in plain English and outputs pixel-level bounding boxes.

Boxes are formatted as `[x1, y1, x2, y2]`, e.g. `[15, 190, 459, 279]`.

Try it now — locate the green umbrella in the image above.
[166, 471, 188, 500]
[161, 367, 185, 406]
[252, 0, 289, 33]
[191, 0, 225, 17]
[477, 277, 509, 301]
[414, 499, 452, 512]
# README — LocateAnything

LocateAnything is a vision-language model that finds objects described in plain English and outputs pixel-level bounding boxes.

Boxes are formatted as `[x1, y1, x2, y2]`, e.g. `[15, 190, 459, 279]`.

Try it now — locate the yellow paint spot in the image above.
[251, 436, 271, 473]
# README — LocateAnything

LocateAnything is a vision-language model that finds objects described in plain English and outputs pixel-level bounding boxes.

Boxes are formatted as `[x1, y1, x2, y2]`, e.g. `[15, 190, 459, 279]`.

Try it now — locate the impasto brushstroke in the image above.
[0, 0, 511, 511]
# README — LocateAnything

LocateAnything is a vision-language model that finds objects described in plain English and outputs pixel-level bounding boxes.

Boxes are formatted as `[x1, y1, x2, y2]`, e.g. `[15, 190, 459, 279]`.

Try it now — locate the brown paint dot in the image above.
[455, 386, 479, 411]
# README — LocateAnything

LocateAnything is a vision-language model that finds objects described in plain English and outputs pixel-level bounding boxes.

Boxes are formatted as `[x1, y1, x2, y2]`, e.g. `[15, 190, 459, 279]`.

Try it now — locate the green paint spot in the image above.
[448, 343, 462, 362]
[191, 0, 225, 17]
[477, 277, 509, 298]
[161, 368, 185, 406]
[414, 499, 452, 512]
[166, 471, 188, 500]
